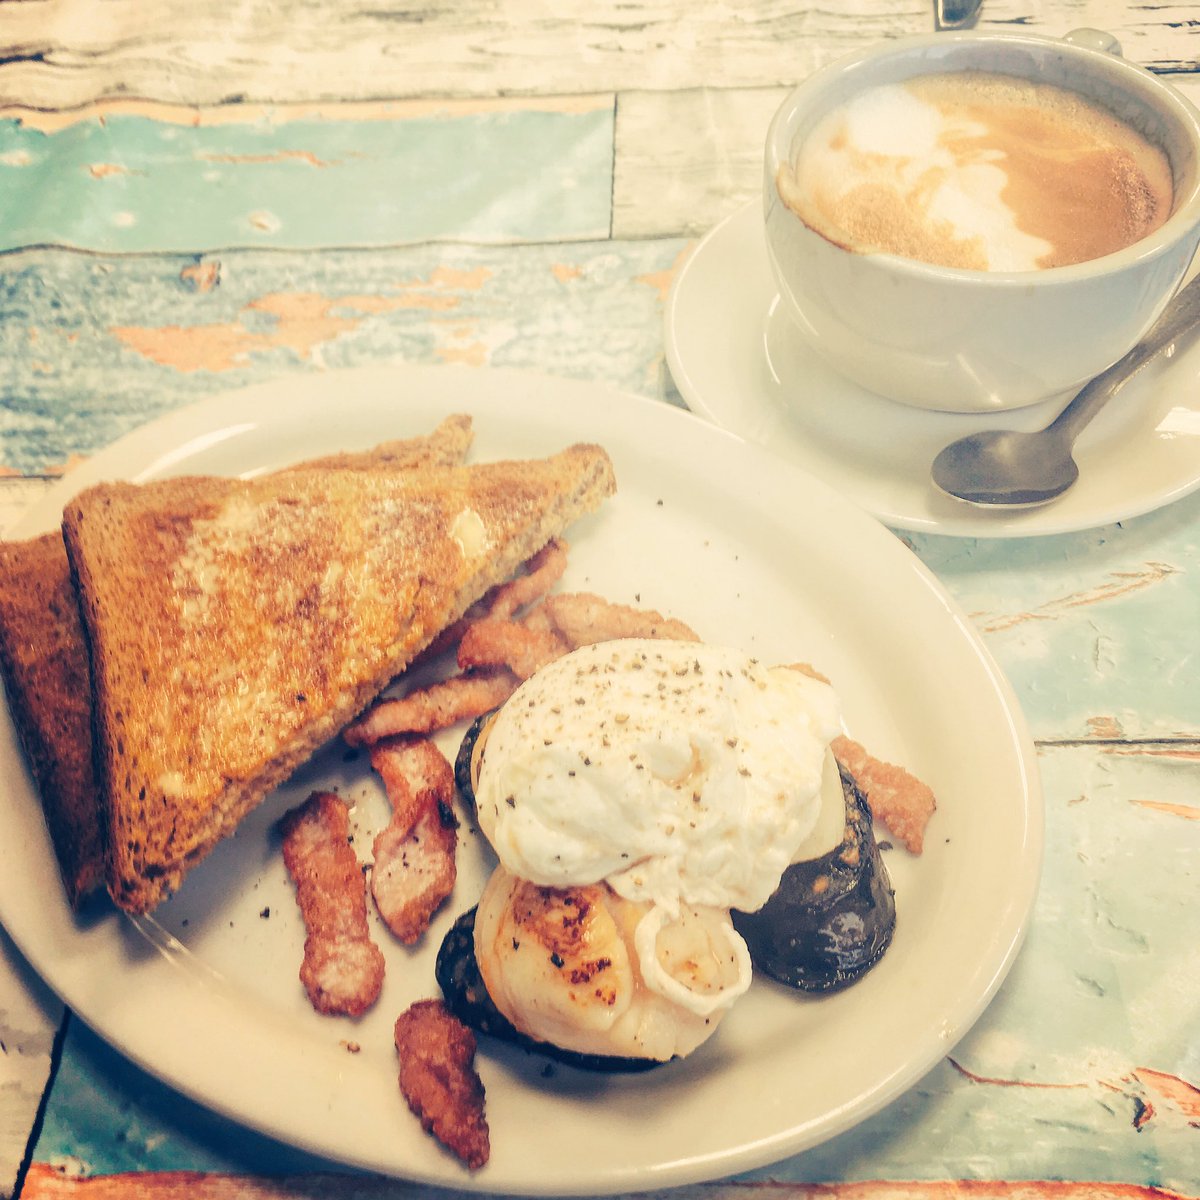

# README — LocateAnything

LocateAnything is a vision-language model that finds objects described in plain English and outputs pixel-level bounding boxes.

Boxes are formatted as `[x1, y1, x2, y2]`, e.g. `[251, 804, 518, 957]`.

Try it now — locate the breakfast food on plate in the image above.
[788, 661, 937, 855]
[434, 906, 652, 1075]
[438, 638, 847, 1067]
[280, 790, 386, 1017]
[2, 402, 933, 1173]
[0, 415, 476, 908]
[532, 590, 699, 649]
[0, 532, 104, 906]
[394, 998, 490, 1170]
[345, 589, 700, 746]
[830, 733, 937, 854]
[339, 551, 924, 1073]
[431, 536, 571, 657]
[60, 438, 616, 912]
[341, 537, 576, 746]
[731, 760, 896, 992]
[368, 736, 459, 945]
[295, 414, 473, 474]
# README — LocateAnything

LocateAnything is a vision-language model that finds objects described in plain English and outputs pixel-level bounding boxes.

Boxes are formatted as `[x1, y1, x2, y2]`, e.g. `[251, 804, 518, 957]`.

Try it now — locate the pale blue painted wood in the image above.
[0, 240, 685, 474]
[3, 4, 1198, 1188]
[910, 503, 1200, 741]
[0, 106, 614, 252]
[767, 744, 1200, 1192]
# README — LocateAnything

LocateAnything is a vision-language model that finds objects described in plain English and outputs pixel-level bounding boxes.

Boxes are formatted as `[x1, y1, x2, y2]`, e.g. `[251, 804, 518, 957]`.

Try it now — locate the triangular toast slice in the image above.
[0, 531, 101, 905]
[62, 442, 616, 912]
[0, 415, 474, 907]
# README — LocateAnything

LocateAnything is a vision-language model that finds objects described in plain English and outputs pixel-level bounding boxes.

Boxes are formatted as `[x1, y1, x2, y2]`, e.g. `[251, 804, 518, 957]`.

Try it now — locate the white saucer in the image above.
[665, 200, 1200, 538]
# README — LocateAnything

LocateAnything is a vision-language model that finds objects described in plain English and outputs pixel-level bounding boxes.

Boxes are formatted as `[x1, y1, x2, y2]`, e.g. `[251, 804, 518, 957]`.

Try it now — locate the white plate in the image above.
[0, 365, 1041, 1194]
[665, 200, 1200, 538]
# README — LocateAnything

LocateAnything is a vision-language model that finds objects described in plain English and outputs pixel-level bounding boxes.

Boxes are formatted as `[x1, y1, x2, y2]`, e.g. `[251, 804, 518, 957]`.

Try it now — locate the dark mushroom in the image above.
[453, 712, 492, 817]
[732, 762, 896, 993]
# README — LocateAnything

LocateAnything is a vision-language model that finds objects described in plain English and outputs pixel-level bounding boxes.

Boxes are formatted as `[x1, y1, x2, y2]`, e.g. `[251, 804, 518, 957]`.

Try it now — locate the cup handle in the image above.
[1062, 27, 1124, 57]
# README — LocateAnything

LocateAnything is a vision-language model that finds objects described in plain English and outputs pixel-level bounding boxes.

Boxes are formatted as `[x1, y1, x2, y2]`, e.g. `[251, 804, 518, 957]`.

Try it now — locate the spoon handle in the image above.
[934, 0, 981, 29]
[1050, 271, 1200, 441]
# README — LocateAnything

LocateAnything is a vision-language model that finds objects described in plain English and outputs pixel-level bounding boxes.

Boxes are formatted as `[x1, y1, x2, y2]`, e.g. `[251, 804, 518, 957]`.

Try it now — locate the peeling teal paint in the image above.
[0, 239, 683, 474]
[0, 105, 614, 252]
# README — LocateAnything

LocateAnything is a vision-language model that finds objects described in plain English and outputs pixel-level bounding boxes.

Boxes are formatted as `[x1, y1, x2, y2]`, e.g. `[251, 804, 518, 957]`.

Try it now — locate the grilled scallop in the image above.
[471, 865, 746, 1062]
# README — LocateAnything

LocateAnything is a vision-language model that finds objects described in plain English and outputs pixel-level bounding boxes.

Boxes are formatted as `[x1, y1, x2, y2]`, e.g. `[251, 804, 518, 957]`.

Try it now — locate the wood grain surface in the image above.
[1, 0, 1198, 1197]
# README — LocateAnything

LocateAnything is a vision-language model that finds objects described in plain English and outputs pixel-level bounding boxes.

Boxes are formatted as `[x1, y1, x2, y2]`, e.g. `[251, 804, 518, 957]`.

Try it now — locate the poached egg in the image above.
[470, 639, 841, 1057]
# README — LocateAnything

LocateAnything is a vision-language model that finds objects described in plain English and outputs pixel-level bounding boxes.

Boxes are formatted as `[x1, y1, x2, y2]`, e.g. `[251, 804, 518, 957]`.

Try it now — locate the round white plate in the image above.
[0, 365, 1041, 1194]
[665, 200, 1200, 538]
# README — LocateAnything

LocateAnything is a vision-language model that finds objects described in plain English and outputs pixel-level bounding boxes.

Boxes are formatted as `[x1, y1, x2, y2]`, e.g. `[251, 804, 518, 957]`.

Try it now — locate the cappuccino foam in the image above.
[779, 72, 1175, 271]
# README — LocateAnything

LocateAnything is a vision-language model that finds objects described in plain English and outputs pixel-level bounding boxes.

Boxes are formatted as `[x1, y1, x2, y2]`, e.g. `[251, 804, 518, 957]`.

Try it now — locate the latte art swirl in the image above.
[779, 71, 1175, 272]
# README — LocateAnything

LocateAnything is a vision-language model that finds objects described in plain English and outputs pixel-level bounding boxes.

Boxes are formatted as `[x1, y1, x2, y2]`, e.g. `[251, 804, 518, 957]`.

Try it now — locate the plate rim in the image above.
[0, 364, 1043, 1194]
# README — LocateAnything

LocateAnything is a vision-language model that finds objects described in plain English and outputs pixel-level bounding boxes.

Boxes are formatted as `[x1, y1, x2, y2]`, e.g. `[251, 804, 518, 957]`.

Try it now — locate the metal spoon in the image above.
[934, 0, 982, 31]
[931, 273, 1200, 507]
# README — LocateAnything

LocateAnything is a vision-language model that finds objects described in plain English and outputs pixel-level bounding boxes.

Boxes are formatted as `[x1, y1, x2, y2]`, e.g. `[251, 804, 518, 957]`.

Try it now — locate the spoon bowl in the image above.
[931, 428, 1079, 507]
[931, 272, 1200, 507]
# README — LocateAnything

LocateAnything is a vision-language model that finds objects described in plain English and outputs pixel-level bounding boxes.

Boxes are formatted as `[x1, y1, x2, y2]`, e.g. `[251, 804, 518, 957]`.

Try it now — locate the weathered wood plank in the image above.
[0, 241, 688, 476]
[614, 86, 787, 239]
[979, 0, 1200, 74]
[0, 1, 929, 109]
[0, 98, 614, 253]
[3, 3, 1196, 253]
[0, 0, 1195, 114]
[15, 1173, 1200, 1199]
[909, 489, 1200, 743]
[4, 67, 1198, 253]
[0, 928, 64, 1200]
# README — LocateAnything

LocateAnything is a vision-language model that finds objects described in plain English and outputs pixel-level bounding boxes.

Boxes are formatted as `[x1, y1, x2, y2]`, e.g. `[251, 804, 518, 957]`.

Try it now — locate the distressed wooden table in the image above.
[1, 1, 1198, 1198]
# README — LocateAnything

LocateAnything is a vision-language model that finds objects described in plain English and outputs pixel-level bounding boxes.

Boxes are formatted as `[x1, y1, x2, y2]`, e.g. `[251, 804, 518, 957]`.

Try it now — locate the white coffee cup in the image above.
[763, 30, 1200, 413]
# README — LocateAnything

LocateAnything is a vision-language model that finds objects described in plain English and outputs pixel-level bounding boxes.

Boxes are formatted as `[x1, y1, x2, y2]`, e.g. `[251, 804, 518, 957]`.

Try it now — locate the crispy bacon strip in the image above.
[344, 668, 519, 745]
[481, 537, 569, 620]
[457, 615, 569, 680]
[347, 584, 702, 746]
[458, 592, 699, 680]
[369, 738, 459, 944]
[413, 539, 569, 665]
[832, 733, 937, 855]
[784, 666, 937, 853]
[395, 998, 490, 1170]
[280, 791, 385, 1017]
[541, 591, 700, 646]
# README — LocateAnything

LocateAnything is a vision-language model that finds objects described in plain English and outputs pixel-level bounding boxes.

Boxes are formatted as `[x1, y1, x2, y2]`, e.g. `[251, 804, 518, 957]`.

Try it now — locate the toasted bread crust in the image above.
[63, 442, 615, 911]
[292, 413, 473, 474]
[0, 415, 474, 907]
[0, 532, 102, 906]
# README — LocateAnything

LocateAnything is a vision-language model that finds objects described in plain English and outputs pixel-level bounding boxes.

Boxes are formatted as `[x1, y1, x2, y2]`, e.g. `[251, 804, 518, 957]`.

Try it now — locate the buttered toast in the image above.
[0, 415, 475, 907]
[62, 442, 616, 912]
